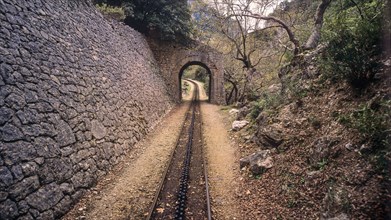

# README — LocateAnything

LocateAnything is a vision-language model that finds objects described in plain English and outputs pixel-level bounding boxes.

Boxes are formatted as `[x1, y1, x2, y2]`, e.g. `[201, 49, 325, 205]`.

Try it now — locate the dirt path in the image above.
[201, 103, 242, 220]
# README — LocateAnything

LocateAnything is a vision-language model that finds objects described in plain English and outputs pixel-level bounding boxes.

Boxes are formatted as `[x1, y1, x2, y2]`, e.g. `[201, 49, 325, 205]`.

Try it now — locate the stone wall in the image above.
[0, 0, 174, 219]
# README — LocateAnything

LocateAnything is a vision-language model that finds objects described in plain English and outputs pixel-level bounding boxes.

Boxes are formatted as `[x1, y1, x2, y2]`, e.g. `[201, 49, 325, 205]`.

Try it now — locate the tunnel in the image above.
[178, 61, 212, 102]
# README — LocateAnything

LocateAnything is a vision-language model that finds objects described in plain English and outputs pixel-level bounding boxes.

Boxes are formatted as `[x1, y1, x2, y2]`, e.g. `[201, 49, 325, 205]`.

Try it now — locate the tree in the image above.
[95, 0, 192, 40]
[213, 0, 333, 56]
[322, 0, 386, 88]
[211, 0, 278, 70]
[303, 0, 333, 49]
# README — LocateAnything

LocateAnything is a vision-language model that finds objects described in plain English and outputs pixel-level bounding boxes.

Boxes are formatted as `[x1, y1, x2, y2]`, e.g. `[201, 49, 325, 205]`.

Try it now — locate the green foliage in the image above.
[183, 65, 209, 82]
[334, 101, 390, 173]
[182, 65, 210, 96]
[123, 0, 192, 40]
[194, 67, 209, 83]
[285, 77, 309, 99]
[250, 92, 284, 120]
[249, 101, 263, 119]
[321, 0, 385, 89]
[190, 0, 221, 42]
[336, 101, 390, 152]
[96, 0, 192, 40]
[315, 158, 328, 171]
[95, 3, 126, 21]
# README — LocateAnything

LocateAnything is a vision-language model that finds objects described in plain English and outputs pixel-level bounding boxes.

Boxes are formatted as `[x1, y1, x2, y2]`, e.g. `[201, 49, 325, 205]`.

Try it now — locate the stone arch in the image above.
[148, 40, 225, 104]
[169, 51, 224, 104]
[178, 61, 212, 101]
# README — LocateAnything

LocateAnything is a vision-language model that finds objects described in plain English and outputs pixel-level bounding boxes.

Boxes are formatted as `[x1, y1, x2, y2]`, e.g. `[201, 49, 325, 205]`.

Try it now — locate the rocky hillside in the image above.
[230, 50, 390, 219]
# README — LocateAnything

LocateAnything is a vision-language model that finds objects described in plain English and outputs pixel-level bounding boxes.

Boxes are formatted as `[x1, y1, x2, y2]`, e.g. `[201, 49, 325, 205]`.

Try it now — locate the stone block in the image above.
[25, 182, 64, 212]
[22, 124, 41, 137]
[33, 137, 60, 158]
[54, 119, 76, 147]
[53, 195, 72, 218]
[38, 158, 73, 184]
[0, 107, 13, 126]
[5, 93, 26, 110]
[37, 210, 54, 220]
[1, 123, 24, 142]
[91, 119, 106, 139]
[1, 141, 37, 165]
[11, 164, 24, 181]
[16, 108, 40, 124]
[71, 171, 94, 189]
[0, 191, 8, 201]
[0, 166, 14, 189]
[18, 200, 30, 214]
[9, 176, 40, 201]
[0, 199, 19, 219]
[21, 162, 38, 177]
[59, 183, 74, 195]
[18, 213, 34, 220]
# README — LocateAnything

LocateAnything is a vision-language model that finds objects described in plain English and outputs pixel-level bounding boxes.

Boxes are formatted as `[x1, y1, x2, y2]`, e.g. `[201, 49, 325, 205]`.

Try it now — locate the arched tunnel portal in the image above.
[178, 61, 212, 101]
[171, 52, 224, 104]
[148, 40, 225, 104]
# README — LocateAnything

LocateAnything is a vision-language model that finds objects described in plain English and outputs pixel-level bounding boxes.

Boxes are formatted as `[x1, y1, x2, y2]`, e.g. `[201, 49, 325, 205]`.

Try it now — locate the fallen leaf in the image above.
[156, 208, 164, 213]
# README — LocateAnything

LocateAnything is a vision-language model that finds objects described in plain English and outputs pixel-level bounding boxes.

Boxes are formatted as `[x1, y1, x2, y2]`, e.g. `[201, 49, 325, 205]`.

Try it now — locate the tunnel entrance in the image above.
[179, 62, 211, 102]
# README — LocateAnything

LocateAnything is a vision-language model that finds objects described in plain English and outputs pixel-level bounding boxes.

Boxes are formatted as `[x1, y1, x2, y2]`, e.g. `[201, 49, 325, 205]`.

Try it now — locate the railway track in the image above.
[147, 80, 211, 220]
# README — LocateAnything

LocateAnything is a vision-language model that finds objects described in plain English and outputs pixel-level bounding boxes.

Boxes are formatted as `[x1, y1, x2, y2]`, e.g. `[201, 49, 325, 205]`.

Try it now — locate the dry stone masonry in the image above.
[148, 39, 225, 104]
[0, 0, 174, 219]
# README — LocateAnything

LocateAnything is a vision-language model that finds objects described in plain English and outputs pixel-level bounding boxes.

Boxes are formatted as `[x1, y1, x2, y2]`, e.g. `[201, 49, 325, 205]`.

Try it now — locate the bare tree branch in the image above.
[228, 12, 301, 54]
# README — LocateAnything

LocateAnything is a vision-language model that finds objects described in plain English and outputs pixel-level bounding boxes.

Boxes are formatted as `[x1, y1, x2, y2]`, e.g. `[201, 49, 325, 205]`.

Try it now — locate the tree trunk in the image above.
[224, 77, 239, 105]
[303, 0, 333, 50]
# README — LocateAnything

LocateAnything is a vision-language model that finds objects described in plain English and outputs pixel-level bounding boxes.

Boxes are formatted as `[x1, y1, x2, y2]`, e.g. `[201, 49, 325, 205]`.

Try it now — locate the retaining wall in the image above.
[0, 0, 174, 219]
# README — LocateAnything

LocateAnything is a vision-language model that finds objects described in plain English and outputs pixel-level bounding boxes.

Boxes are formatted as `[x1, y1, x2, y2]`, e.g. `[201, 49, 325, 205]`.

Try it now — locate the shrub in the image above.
[249, 93, 284, 120]
[94, 0, 192, 41]
[122, 0, 192, 40]
[337, 101, 390, 151]
[249, 101, 264, 119]
[322, 0, 385, 89]
[96, 3, 126, 21]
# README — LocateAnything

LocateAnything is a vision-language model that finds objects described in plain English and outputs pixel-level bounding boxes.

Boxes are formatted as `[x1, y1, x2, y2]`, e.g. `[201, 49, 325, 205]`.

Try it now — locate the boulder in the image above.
[237, 106, 250, 120]
[229, 109, 239, 116]
[258, 130, 283, 148]
[240, 150, 273, 175]
[232, 120, 249, 131]
[255, 125, 284, 148]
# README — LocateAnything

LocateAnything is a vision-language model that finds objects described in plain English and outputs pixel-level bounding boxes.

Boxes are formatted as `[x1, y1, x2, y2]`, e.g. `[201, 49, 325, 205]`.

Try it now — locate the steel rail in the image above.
[146, 80, 211, 220]
[145, 80, 195, 220]
[187, 79, 213, 220]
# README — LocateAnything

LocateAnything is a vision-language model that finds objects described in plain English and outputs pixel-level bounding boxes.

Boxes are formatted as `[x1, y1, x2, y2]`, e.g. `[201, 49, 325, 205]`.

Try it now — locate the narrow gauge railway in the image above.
[146, 80, 211, 220]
